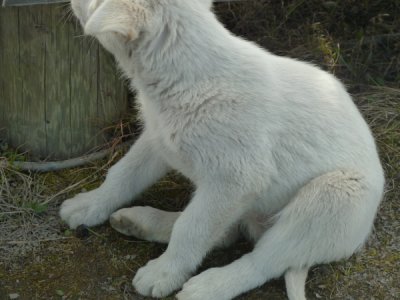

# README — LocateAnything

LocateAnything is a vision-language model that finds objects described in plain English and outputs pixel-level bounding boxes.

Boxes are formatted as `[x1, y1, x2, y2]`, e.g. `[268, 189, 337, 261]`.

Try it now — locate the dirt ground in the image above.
[1, 1, 399, 299]
[0, 156, 399, 300]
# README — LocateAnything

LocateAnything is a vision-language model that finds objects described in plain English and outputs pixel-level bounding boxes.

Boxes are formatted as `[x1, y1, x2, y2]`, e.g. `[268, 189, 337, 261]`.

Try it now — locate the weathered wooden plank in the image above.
[0, 9, 10, 142]
[3, 0, 65, 6]
[42, 5, 72, 158]
[1, 4, 130, 160]
[18, 5, 48, 158]
[0, 7, 23, 151]
[69, 22, 100, 156]
[98, 47, 128, 142]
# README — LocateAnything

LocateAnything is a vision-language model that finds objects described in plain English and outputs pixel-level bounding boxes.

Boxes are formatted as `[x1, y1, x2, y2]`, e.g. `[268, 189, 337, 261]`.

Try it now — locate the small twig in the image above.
[42, 151, 120, 204]
[340, 33, 400, 47]
[87, 228, 108, 240]
[0, 140, 132, 173]
[0, 211, 26, 215]
[4, 237, 72, 245]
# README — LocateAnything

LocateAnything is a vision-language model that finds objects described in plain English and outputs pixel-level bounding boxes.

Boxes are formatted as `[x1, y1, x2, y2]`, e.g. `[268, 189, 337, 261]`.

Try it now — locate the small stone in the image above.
[9, 294, 19, 300]
[75, 224, 90, 239]
[124, 255, 137, 260]
[322, 1, 337, 9]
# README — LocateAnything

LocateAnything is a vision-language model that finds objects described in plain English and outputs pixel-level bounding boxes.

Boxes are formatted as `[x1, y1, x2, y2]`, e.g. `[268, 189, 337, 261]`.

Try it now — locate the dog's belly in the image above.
[239, 182, 302, 242]
[240, 211, 274, 242]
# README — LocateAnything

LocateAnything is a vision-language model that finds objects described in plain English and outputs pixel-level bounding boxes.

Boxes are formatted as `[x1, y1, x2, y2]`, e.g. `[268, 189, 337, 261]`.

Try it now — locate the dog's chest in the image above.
[140, 96, 196, 178]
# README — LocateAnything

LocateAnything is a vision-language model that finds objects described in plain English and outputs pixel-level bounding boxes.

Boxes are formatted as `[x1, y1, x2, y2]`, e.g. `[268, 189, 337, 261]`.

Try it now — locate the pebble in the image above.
[9, 294, 19, 299]
[124, 255, 137, 260]
[75, 224, 90, 239]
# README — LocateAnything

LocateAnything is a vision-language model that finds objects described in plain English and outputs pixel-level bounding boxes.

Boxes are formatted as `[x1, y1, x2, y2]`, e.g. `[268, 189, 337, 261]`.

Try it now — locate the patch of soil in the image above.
[1, 167, 398, 300]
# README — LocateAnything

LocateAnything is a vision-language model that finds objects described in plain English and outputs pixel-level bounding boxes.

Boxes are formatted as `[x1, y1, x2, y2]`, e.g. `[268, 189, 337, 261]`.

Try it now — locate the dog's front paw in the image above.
[133, 255, 189, 298]
[60, 190, 110, 229]
[177, 268, 229, 300]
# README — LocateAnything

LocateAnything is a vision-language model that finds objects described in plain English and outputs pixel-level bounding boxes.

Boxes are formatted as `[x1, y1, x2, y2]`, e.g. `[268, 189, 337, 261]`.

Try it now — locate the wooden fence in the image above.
[0, 3, 128, 160]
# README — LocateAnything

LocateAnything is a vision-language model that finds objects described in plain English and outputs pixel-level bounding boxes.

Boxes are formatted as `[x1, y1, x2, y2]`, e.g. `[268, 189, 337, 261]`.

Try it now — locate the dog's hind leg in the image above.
[177, 170, 382, 300]
[110, 206, 180, 243]
[284, 268, 308, 300]
[110, 206, 240, 247]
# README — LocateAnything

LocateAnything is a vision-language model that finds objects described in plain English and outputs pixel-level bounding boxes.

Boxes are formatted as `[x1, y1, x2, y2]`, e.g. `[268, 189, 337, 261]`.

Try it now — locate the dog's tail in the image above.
[285, 268, 308, 300]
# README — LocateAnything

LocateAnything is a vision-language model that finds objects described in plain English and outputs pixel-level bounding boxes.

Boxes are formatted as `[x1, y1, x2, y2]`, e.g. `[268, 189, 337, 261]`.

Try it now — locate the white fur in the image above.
[61, 1, 385, 299]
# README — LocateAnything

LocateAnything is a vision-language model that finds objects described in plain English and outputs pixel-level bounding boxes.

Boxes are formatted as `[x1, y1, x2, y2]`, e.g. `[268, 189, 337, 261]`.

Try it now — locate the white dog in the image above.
[60, 1, 385, 299]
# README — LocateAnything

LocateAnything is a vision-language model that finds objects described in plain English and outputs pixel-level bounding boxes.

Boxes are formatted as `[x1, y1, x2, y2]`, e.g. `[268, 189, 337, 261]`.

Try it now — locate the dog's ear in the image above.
[85, 0, 145, 41]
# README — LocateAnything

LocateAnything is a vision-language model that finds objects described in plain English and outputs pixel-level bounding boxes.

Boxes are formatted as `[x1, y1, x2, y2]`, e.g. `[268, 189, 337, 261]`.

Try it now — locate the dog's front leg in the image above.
[60, 131, 170, 229]
[132, 181, 248, 298]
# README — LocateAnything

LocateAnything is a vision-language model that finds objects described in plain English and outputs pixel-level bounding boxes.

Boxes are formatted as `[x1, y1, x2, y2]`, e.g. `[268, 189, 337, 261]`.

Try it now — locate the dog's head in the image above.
[71, 0, 149, 43]
[71, 0, 214, 43]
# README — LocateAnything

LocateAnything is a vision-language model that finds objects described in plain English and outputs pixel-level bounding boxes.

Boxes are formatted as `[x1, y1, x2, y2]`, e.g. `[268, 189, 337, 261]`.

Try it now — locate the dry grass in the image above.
[0, 152, 121, 263]
[216, 0, 400, 85]
[0, 167, 56, 262]
[0, 168, 46, 217]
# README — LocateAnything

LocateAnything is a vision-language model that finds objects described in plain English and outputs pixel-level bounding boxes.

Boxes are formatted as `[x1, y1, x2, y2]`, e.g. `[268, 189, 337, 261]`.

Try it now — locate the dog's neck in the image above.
[113, 8, 235, 104]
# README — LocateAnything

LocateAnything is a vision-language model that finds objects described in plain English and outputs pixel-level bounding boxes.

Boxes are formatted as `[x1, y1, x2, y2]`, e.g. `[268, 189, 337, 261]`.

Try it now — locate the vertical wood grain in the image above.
[69, 21, 100, 157]
[0, 4, 129, 160]
[98, 47, 128, 140]
[43, 5, 72, 158]
[0, 7, 22, 150]
[18, 5, 47, 158]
